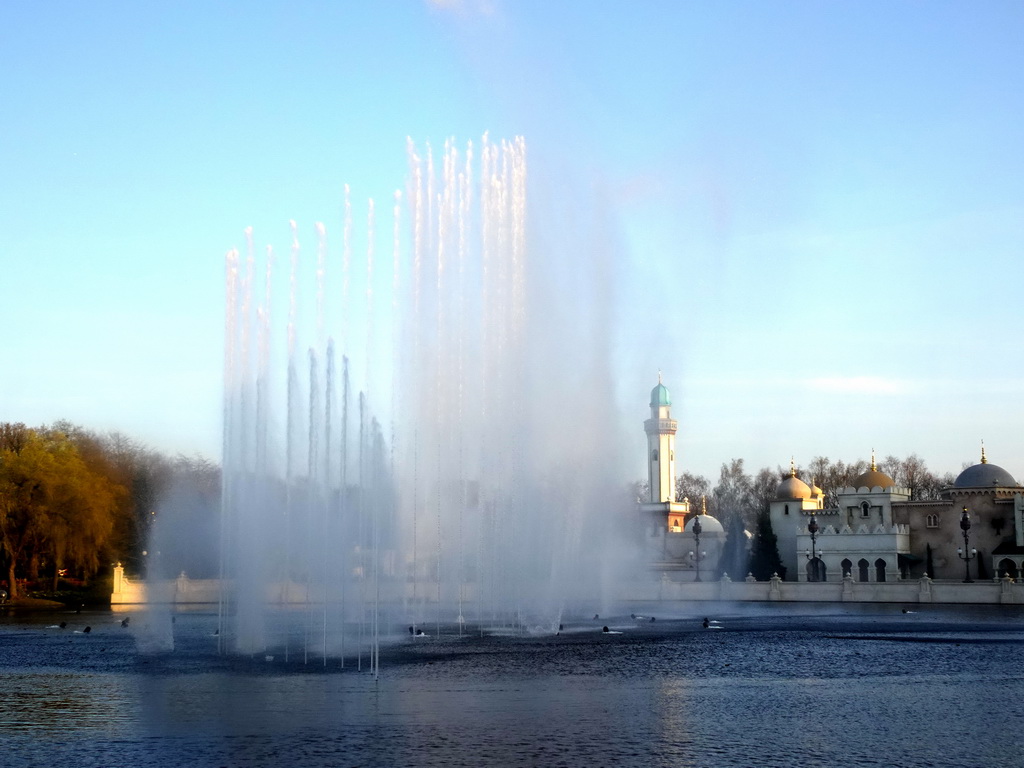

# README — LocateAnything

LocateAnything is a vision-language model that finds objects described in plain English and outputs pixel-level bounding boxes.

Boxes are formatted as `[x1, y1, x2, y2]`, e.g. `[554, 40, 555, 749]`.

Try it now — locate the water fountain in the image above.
[218, 136, 638, 666]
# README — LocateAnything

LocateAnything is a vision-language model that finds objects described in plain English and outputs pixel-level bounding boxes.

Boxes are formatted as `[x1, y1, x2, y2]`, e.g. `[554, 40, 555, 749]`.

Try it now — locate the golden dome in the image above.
[776, 475, 812, 500]
[853, 469, 895, 490]
[853, 452, 894, 490]
[776, 458, 811, 500]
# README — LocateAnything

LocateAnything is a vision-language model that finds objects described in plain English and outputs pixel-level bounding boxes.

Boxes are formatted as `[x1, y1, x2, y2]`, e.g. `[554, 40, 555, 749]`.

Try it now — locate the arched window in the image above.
[806, 558, 826, 583]
[875, 558, 887, 582]
[651, 449, 658, 462]
[784, 504, 789, 516]
[841, 558, 853, 577]
[860, 502, 870, 518]
[998, 559, 1018, 579]
[858, 559, 869, 582]
[926, 514, 939, 528]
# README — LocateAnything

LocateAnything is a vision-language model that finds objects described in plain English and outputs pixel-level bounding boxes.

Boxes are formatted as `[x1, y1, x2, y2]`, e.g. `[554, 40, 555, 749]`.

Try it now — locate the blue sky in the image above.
[2, 1, 1022, 483]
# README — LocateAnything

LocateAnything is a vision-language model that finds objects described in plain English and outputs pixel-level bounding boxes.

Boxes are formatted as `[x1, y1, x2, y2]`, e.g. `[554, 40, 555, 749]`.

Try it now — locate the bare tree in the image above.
[675, 472, 712, 514]
[751, 466, 783, 516]
[880, 453, 946, 501]
[804, 456, 869, 508]
[713, 459, 754, 529]
[631, 479, 649, 505]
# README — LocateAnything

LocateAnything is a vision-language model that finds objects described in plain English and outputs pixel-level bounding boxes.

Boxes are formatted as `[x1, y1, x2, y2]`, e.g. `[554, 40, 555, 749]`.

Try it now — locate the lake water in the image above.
[2, 602, 1023, 767]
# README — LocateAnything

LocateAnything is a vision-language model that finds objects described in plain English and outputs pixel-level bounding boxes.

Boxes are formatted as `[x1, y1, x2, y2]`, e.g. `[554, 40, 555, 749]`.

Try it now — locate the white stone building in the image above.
[771, 450, 1024, 582]
[638, 377, 1023, 584]
[638, 377, 725, 580]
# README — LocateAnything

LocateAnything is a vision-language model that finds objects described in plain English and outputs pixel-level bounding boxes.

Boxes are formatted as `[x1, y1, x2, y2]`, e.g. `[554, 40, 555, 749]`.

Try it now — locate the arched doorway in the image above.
[875, 558, 887, 582]
[998, 559, 1018, 579]
[806, 558, 826, 583]
[858, 559, 869, 582]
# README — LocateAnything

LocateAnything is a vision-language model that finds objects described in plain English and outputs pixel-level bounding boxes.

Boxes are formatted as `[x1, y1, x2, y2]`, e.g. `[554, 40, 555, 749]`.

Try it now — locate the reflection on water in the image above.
[2, 605, 1023, 766]
[1, 672, 139, 736]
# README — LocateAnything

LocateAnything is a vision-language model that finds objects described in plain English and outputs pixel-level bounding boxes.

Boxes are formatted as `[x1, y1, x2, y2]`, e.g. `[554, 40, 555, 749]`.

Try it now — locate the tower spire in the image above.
[644, 378, 677, 504]
[981, 440, 988, 464]
[790, 456, 796, 477]
[870, 449, 877, 471]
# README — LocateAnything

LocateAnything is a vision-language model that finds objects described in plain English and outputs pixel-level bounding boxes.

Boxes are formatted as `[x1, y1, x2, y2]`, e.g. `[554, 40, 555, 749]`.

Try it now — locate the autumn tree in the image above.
[100, 431, 174, 573]
[0, 424, 127, 597]
[0, 425, 53, 596]
[43, 433, 122, 590]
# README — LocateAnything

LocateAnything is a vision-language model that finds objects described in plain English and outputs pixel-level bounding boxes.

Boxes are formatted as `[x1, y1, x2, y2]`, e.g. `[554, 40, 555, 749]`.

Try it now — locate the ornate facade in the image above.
[770, 449, 1024, 582]
[638, 377, 1023, 585]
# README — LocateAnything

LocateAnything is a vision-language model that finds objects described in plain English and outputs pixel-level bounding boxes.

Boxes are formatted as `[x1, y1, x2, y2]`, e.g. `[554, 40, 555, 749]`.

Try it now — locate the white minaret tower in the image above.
[645, 373, 677, 503]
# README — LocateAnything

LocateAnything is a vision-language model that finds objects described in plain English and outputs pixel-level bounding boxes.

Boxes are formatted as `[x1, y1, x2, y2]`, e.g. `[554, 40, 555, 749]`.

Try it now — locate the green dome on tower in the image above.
[650, 377, 671, 407]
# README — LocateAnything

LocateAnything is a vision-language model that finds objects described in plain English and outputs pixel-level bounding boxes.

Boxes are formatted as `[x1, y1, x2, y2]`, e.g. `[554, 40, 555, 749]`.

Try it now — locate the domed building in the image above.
[907, 446, 1024, 580]
[776, 471, 812, 502]
[852, 464, 897, 492]
[952, 453, 1017, 490]
[769, 447, 1024, 582]
[770, 454, 913, 585]
[669, 499, 726, 579]
[638, 378, 1023, 585]
[769, 460, 837, 582]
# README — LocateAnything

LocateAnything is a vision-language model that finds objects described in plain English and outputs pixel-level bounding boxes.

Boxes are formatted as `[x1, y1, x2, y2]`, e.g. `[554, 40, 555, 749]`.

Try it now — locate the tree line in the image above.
[2, 421, 959, 598]
[0, 421, 219, 599]
[637, 453, 957, 581]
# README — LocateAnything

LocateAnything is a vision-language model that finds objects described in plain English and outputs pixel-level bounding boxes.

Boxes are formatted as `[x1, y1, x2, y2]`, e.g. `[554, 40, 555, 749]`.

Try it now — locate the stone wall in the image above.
[111, 565, 221, 605]
[111, 565, 1024, 607]
[626, 572, 1024, 605]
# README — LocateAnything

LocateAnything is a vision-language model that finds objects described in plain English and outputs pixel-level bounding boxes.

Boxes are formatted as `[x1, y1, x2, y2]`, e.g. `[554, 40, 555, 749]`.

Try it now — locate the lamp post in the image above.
[957, 506, 976, 584]
[691, 515, 704, 582]
[804, 514, 823, 582]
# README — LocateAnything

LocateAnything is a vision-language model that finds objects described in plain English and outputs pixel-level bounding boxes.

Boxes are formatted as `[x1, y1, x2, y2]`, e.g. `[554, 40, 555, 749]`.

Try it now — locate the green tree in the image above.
[748, 508, 786, 581]
[718, 511, 749, 579]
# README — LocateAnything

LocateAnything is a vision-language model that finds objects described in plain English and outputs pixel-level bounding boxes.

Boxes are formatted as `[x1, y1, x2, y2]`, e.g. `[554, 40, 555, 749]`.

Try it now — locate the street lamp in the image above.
[957, 506, 976, 584]
[690, 514, 704, 582]
[804, 514, 824, 582]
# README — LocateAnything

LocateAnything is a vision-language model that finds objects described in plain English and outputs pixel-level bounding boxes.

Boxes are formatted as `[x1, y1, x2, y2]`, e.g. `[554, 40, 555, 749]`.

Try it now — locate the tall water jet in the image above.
[219, 136, 636, 662]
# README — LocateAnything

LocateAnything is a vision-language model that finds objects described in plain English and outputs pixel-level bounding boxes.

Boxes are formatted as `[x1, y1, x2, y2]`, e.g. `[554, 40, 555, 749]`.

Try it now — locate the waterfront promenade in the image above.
[112, 565, 1024, 607]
